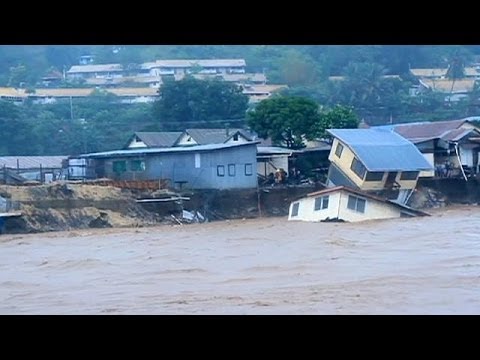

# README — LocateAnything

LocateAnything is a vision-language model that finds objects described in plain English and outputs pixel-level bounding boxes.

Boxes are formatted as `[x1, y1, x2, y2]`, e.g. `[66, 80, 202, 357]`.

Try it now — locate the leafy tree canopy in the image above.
[153, 77, 249, 130]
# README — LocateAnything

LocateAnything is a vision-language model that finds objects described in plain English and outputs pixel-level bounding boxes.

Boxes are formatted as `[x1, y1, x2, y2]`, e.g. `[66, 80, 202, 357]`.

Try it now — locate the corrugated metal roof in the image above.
[257, 147, 296, 155]
[108, 88, 158, 97]
[410, 68, 448, 77]
[242, 84, 288, 95]
[0, 87, 28, 98]
[155, 59, 246, 68]
[67, 64, 124, 73]
[79, 141, 259, 159]
[440, 128, 475, 142]
[0, 156, 67, 169]
[420, 78, 476, 93]
[134, 132, 183, 147]
[184, 128, 253, 145]
[327, 129, 433, 172]
[382, 119, 468, 141]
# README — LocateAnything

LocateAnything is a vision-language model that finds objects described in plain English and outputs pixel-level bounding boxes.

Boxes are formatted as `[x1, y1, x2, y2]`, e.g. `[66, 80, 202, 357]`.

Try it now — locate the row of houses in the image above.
[409, 66, 480, 101]
[3, 118, 480, 188]
[0, 84, 287, 105]
[3, 118, 480, 224]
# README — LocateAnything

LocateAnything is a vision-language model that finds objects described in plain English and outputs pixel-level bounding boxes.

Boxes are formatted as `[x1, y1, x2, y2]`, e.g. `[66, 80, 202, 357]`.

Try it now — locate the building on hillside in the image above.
[326, 128, 433, 203]
[66, 64, 124, 80]
[141, 59, 247, 78]
[24, 87, 159, 105]
[417, 78, 476, 102]
[76, 142, 258, 190]
[79, 55, 95, 65]
[288, 186, 429, 223]
[242, 84, 288, 104]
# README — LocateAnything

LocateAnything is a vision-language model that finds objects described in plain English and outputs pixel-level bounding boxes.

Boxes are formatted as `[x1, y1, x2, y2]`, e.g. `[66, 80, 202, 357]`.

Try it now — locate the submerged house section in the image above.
[326, 129, 433, 203]
[288, 186, 429, 223]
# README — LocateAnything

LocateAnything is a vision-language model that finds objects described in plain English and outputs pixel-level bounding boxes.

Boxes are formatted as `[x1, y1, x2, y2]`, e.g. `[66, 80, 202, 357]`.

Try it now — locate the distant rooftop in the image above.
[0, 156, 67, 169]
[67, 64, 124, 74]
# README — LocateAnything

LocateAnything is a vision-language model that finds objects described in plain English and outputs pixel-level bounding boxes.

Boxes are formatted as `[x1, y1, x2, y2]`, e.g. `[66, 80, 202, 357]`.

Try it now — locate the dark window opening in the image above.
[351, 158, 367, 180]
[217, 165, 225, 177]
[314, 196, 329, 211]
[347, 195, 366, 213]
[400, 171, 419, 180]
[113, 160, 127, 174]
[291, 202, 300, 217]
[335, 143, 344, 158]
[365, 171, 384, 181]
[228, 164, 236, 176]
[130, 160, 145, 172]
[233, 134, 239, 141]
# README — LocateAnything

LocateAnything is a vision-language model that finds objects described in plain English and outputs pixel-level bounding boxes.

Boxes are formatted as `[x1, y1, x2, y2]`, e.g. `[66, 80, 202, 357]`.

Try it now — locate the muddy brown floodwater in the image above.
[1, 205, 479, 314]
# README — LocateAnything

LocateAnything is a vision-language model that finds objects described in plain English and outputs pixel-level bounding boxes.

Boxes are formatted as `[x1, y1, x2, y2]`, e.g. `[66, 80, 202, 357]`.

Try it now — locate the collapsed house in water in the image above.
[288, 186, 429, 223]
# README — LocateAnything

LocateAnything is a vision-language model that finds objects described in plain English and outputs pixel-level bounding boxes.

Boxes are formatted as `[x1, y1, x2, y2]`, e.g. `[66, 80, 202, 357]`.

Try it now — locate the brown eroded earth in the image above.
[0, 205, 479, 314]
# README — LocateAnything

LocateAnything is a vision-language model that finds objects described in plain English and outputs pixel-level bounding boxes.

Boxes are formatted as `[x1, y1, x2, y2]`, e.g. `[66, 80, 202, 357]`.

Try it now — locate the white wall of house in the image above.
[288, 190, 404, 223]
[459, 146, 474, 166]
[224, 134, 250, 145]
[119, 96, 157, 104]
[176, 133, 199, 146]
[32, 97, 57, 105]
[127, 138, 147, 149]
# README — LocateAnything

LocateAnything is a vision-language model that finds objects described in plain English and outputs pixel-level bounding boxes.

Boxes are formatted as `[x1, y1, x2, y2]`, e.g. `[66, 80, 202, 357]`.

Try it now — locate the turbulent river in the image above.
[1, 206, 479, 314]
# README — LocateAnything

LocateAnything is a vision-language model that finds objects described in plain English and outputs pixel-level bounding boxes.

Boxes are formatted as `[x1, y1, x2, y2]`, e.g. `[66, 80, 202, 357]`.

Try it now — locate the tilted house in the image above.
[288, 186, 429, 223]
[326, 129, 433, 203]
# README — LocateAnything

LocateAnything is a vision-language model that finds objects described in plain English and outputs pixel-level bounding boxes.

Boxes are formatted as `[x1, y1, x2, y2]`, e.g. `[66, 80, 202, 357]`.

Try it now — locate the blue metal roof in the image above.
[77, 142, 258, 159]
[327, 129, 433, 172]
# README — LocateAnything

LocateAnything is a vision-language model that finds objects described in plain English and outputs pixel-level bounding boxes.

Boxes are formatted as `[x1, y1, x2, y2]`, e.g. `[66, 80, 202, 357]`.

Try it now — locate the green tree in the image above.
[153, 77, 249, 130]
[317, 105, 359, 139]
[246, 96, 322, 149]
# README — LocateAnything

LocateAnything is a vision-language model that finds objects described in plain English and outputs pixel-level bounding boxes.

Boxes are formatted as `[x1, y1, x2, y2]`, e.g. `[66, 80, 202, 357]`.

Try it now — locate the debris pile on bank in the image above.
[0, 182, 175, 233]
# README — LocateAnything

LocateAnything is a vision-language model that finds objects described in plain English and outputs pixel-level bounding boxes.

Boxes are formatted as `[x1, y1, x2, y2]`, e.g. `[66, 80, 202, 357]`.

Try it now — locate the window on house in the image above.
[228, 164, 236, 176]
[233, 134, 239, 141]
[351, 157, 367, 179]
[335, 143, 344, 158]
[347, 195, 366, 213]
[130, 160, 146, 172]
[217, 165, 225, 177]
[291, 202, 300, 217]
[314, 196, 329, 211]
[365, 171, 384, 181]
[245, 163, 253, 176]
[400, 171, 419, 180]
[112, 160, 127, 173]
[195, 153, 201, 168]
